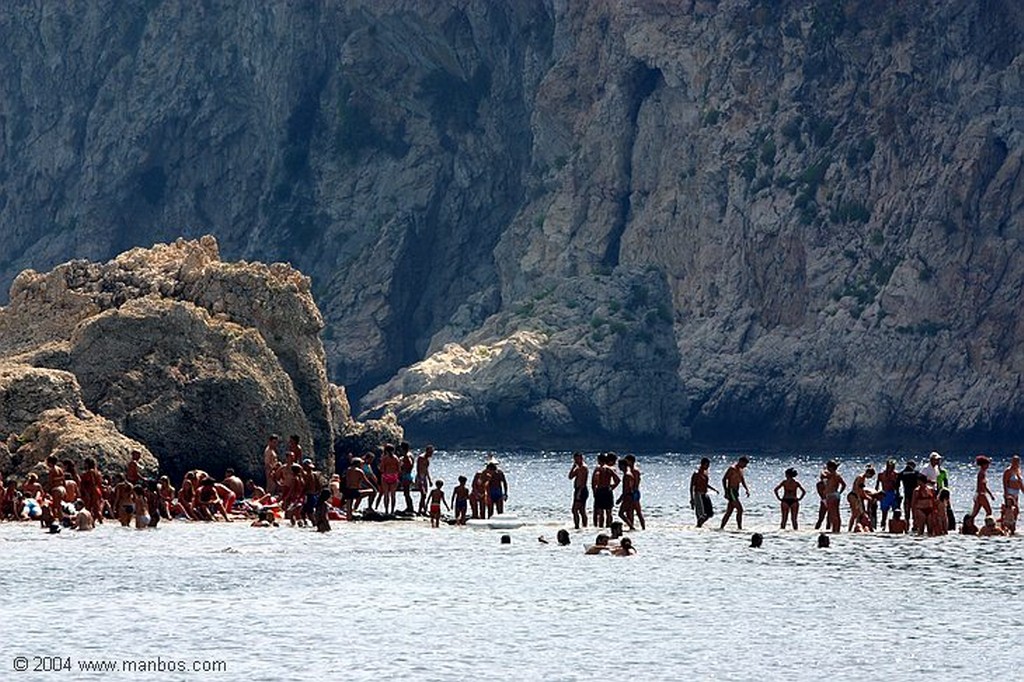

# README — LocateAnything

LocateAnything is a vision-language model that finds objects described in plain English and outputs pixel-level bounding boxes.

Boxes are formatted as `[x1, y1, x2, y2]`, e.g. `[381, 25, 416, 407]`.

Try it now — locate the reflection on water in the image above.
[1, 452, 1021, 681]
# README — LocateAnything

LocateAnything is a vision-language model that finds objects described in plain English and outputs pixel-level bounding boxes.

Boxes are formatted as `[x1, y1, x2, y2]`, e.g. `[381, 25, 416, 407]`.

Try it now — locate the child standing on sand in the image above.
[428, 480, 449, 528]
[451, 476, 469, 525]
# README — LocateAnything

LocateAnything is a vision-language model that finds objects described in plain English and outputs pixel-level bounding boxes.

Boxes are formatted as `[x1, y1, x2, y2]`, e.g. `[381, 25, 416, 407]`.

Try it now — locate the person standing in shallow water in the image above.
[821, 460, 846, 533]
[263, 434, 280, 495]
[719, 456, 750, 530]
[774, 468, 806, 530]
[485, 458, 508, 517]
[416, 445, 434, 516]
[689, 457, 717, 527]
[399, 441, 415, 514]
[569, 452, 589, 529]
[592, 453, 621, 528]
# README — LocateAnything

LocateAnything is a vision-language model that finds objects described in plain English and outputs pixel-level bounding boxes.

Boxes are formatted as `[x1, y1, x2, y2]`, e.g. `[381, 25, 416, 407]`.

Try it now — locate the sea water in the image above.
[1, 451, 1021, 681]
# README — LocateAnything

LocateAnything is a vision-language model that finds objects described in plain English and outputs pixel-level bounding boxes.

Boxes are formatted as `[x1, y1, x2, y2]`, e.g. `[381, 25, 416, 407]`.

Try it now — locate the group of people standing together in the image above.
[568, 451, 646, 531]
[684, 452, 1022, 537]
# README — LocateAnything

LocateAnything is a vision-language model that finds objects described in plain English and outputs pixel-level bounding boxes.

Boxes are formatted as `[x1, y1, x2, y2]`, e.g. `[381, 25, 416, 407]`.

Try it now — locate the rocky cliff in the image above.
[0, 238, 396, 479]
[1, 1, 1022, 448]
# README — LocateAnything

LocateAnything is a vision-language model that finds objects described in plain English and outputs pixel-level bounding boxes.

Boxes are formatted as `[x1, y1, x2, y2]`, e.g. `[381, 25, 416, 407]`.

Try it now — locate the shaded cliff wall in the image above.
[1, 1, 1023, 447]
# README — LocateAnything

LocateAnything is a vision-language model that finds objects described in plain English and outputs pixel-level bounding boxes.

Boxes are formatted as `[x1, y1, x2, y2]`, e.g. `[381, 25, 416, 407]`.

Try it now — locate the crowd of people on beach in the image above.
[0, 435, 512, 535]
[1, 434, 1021, 545]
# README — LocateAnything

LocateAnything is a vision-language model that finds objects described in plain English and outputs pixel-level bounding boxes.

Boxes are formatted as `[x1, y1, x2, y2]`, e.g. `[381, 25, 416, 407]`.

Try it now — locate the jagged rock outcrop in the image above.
[13, 408, 158, 479]
[1, 2, 1023, 448]
[66, 298, 311, 478]
[0, 363, 156, 477]
[365, 268, 686, 445]
[0, 238, 351, 479]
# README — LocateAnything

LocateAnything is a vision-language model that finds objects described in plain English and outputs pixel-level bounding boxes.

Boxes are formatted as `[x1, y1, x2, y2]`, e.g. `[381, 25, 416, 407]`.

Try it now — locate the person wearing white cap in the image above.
[920, 452, 942, 487]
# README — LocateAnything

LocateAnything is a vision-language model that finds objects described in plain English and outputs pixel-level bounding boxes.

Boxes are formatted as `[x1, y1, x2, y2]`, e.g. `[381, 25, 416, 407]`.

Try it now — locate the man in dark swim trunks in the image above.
[591, 453, 621, 528]
[485, 458, 507, 517]
[569, 452, 589, 529]
[719, 456, 750, 530]
[689, 457, 718, 527]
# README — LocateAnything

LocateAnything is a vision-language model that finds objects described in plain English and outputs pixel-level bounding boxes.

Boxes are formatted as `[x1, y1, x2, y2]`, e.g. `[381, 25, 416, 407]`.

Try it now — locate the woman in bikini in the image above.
[1003, 455, 1022, 510]
[773, 468, 806, 530]
[379, 444, 401, 515]
[971, 455, 995, 520]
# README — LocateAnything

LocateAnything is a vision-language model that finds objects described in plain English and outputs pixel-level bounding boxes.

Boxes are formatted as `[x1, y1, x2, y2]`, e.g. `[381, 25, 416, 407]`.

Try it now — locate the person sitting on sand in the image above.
[343, 458, 375, 522]
[197, 479, 232, 522]
[960, 515, 978, 536]
[774, 468, 805, 530]
[222, 469, 245, 501]
[428, 480, 449, 528]
[978, 516, 1006, 537]
[888, 509, 908, 534]
[853, 512, 873, 533]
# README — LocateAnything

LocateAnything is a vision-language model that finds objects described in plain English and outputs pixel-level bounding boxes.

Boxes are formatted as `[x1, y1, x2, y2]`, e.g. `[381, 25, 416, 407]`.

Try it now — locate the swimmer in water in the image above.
[773, 468, 806, 530]
[612, 537, 636, 556]
[585, 533, 612, 555]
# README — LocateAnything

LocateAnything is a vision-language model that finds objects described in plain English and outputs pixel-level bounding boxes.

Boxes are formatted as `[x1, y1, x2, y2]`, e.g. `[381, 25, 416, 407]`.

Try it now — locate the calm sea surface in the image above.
[1, 451, 1021, 681]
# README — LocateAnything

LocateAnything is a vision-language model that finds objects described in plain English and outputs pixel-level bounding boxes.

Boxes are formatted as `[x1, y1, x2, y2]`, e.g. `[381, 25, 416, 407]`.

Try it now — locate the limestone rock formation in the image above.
[0, 363, 156, 477]
[1, 2, 1023, 448]
[0, 238, 353, 480]
[365, 268, 686, 445]
[66, 298, 311, 478]
[13, 409, 158, 480]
